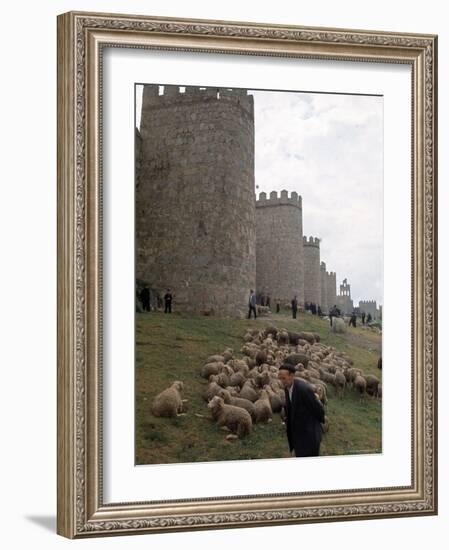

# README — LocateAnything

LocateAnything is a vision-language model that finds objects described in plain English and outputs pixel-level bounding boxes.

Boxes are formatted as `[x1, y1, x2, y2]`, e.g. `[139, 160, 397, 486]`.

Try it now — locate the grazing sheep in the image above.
[217, 388, 256, 421]
[263, 385, 283, 413]
[365, 375, 381, 397]
[319, 368, 336, 386]
[285, 353, 310, 368]
[263, 325, 279, 339]
[354, 374, 367, 398]
[228, 358, 250, 376]
[297, 331, 317, 344]
[206, 354, 225, 364]
[229, 369, 246, 388]
[255, 349, 268, 366]
[254, 389, 273, 423]
[240, 380, 259, 402]
[221, 348, 234, 363]
[334, 369, 346, 397]
[201, 361, 225, 379]
[277, 330, 289, 345]
[345, 367, 362, 387]
[208, 396, 252, 438]
[205, 380, 222, 402]
[331, 318, 346, 333]
[151, 381, 185, 417]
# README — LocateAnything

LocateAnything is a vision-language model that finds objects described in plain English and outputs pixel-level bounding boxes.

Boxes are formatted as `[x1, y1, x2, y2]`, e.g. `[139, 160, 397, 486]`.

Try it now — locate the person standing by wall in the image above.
[248, 289, 257, 319]
[291, 295, 298, 319]
[140, 285, 151, 312]
[164, 288, 173, 314]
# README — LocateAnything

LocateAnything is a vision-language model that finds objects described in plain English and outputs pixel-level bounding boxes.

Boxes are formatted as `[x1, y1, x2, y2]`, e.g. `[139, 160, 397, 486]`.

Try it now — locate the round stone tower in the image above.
[303, 236, 321, 306]
[320, 261, 328, 311]
[136, 85, 256, 316]
[255, 190, 304, 305]
[326, 271, 337, 310]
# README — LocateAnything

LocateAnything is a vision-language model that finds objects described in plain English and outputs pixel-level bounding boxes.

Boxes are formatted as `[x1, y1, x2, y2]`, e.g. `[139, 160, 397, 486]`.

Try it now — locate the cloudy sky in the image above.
[136, 86, 383, 305]
[250, 89, 383, 306]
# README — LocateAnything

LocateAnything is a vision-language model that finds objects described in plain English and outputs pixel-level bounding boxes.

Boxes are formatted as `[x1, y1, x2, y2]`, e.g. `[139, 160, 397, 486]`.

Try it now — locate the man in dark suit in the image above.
[278, 364, 325, 457]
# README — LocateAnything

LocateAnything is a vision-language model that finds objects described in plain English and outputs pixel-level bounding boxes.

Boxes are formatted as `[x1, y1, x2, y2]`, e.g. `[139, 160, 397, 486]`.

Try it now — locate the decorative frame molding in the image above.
[57, 11, 437, 538]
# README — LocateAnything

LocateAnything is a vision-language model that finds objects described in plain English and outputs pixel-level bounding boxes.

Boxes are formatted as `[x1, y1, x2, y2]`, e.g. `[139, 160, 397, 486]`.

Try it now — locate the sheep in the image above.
[205, 380, 222, 402]
[365, 375, 381, 397]
[263, 385, 283, 413]
[331, 317, 346, 333]
[254, 389, 273, 423]
[228, 358, 250, 376]
[200, 361, 225, 379]
[297, 331, 317, 344]
[208, 396, 252, 438]
[284, 352, 310, 368]
[345, 367, 362, 387]
[222, 348, 234, 363]
[239, 380, 259, 402]
[319, 367, 336, 386]
[151, 381, 185, 417]
[354, 374, 367, 399]
[262, 325, 279, 339]
[217, 388, 256, 421]
[255, 349, 268, 366]
[307, 379, 328, 405]
[277, 330, 289, 345]
[334, 369, 346, 397]
[229, 369, 246, 388]
[206, 354, 225, 364]
[254, 370, 271, 389]
[378, 382, 382, 399]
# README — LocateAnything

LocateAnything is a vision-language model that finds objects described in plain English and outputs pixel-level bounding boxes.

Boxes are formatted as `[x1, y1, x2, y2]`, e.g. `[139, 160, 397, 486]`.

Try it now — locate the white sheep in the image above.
[208, 395, 252, 438]
[151, 381, 185, 417]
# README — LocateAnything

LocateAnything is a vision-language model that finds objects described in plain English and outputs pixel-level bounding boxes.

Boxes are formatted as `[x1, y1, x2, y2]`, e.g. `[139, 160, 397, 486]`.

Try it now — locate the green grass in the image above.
[135, 311, 382, 464]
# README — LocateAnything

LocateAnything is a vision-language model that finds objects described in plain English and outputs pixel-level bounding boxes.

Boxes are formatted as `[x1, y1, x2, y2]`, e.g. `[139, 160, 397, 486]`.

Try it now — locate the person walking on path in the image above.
[349, 311, 357, 327]
[248, 289, 257, 319]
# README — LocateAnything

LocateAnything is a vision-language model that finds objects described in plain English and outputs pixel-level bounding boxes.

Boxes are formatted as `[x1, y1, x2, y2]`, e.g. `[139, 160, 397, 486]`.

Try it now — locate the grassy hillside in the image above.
[135, 311, 382, 464]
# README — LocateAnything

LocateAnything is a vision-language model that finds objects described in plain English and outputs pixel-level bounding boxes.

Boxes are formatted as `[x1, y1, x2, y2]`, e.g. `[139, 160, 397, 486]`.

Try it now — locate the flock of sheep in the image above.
[151, 324, 382, 441]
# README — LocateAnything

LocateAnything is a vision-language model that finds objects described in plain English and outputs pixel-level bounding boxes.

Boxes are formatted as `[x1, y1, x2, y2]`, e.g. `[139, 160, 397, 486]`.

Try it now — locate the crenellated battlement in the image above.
[256, 190, 302, 209]
[359, 300, 377, 305]
[303, 235, 320, 248]
[142, 84, 254, 116]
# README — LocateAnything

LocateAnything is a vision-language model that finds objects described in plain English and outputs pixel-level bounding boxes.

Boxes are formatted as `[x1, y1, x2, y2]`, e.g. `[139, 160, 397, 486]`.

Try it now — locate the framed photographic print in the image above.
[57, 11, 438, 538]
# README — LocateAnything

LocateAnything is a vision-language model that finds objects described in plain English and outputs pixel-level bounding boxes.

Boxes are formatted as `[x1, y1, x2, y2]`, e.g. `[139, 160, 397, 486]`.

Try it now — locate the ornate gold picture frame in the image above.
[57, 11, 437, 538]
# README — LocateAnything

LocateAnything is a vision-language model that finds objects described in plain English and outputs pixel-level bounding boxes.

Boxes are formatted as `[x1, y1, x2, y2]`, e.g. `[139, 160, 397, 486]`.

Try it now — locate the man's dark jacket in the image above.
[284, 378, 325, 457]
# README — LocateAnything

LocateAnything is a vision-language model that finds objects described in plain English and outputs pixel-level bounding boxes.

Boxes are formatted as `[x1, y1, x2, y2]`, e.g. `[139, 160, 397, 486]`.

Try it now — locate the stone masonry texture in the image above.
[255, 191, 304, 305]
[136, 85, 256, 316]
[135, 84, 364, 317]
[303, 236, 321, 305]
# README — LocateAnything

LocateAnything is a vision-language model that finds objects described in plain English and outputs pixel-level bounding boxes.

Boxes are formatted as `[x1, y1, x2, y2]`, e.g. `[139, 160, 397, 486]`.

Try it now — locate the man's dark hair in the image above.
[279, 363, 296, 374]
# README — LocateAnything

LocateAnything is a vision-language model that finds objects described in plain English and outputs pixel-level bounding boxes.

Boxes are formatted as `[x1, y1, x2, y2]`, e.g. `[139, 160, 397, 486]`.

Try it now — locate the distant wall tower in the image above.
[255, 190, 304, 304]
[303, 236, 321, 306]
[320, 262, 328, 311]
[136, 85, 256, 316]
[359, 300, 378, 319]
[336, 277, 354, 314]
[326, 271, 337, 310]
